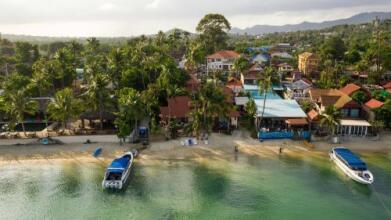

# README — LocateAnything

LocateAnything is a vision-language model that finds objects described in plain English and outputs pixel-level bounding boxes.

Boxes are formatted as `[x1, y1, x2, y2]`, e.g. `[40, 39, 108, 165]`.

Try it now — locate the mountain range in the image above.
[230, 11, 391, 35]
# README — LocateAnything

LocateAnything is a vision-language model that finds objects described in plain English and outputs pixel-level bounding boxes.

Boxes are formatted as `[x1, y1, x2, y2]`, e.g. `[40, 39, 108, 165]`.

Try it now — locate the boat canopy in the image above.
[334, 148, 367, 170]
[107, 157, 130, 173]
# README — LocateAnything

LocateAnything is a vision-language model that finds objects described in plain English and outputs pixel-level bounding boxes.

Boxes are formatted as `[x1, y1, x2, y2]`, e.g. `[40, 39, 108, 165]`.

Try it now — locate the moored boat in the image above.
[102, 152, 134, 189]
[329, 147, 374, 184]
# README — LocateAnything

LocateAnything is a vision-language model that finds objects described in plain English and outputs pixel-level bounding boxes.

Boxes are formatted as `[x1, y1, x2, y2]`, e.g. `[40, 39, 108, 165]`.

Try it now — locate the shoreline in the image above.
[0, 133, 390, 163]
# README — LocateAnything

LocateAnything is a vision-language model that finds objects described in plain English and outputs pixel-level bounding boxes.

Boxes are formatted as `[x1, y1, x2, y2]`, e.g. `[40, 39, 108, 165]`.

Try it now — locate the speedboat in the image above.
[102, 151, 135, 189]
[329, 147, 374, 184]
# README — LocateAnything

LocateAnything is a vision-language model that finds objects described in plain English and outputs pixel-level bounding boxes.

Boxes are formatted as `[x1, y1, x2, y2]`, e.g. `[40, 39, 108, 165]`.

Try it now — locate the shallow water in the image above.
[0, 153, 391, 220]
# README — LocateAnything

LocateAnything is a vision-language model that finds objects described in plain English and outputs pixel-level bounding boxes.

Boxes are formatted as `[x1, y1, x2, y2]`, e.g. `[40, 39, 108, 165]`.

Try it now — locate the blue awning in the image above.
[334, 148, 367, 170]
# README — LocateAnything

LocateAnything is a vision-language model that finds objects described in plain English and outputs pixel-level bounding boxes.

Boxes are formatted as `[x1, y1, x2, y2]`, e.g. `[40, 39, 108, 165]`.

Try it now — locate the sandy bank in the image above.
[0, 132, 390, 163]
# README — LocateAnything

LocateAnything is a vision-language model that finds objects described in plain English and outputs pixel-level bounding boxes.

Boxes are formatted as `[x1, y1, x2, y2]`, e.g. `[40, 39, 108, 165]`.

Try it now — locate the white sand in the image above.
[0, 131, 390, 163]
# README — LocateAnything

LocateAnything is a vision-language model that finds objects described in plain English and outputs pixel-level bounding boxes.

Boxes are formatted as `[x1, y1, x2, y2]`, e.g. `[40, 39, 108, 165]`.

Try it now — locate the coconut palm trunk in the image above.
[259, 91, 267, 130]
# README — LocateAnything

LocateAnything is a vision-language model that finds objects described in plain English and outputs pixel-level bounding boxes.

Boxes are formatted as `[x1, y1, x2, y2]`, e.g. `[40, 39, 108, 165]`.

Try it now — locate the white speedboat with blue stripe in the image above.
[329, 147, 374, 184]
[102, 152, 134, 189]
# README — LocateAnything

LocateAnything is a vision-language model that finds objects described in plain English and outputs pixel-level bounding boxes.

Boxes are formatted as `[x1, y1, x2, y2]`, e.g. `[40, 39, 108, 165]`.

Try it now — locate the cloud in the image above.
[146, 0, 161, 9]
[0, 0, 389, 36]
[99, 2, 119, 11]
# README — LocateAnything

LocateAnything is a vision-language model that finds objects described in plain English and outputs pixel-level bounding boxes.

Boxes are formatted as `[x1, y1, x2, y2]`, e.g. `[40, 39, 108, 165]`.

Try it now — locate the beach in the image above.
[1, 131, 390, 163]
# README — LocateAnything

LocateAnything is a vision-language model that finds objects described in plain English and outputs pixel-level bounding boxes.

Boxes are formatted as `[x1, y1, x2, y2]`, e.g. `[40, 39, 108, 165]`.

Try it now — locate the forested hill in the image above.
[231, 11, 391, 35]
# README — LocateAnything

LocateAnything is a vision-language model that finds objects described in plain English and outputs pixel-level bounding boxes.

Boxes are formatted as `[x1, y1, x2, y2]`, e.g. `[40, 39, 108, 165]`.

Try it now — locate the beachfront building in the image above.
[159, 95, 240, 133]
[159, 96, 192, 124]
[206, 50, 239, 73]
[308, 88, 371, 136]
[235, 89, 309, 140]
[298, 52, 319, 76]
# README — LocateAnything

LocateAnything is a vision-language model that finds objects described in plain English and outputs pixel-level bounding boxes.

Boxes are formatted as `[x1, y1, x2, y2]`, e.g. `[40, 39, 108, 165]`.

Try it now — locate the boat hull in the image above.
[329, 149, 374, 185]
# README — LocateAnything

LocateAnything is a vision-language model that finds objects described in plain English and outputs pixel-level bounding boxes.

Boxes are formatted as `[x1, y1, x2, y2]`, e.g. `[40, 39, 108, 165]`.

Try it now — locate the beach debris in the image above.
[181, 138, 198, 146]
[84, 139, 98, 144]
[92, 147, 103, 157]
[131, 149, 139, 158]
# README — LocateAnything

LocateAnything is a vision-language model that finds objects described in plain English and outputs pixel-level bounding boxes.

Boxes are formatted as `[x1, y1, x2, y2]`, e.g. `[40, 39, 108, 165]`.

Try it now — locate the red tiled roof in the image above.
[226, 78, 242, 87]
[387, 88, 391, 93]
[207, 50, 240, 59]
[383, 82, 391, 89]
[160, 96, 191, 119]
[365, 99, 384, 109]
[307, 109, 319, 120]
[226, 78, 243, 91]
[340, 83, 361, 96]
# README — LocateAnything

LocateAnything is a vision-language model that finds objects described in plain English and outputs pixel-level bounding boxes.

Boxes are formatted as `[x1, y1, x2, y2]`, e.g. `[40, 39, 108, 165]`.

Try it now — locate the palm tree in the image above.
[189, 83, 230, 136]
[257, 67, 277, 130]
[54, 48, 74, 89]
[3, 89, 38, 136]
[116, 88, 145, 141]
[233, 56, 250, 78]
[107, 48, 124, 91]
[47, 88, 83, 129]
[245, 97, 257, 125]
[30, 58, 53, 127]
[84, 73, 111, 130]
[319, 105, 342, 137]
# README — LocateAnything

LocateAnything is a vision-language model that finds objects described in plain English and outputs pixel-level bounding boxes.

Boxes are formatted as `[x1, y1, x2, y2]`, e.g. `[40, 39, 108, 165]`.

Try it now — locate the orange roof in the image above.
[340, 83, 361, 96]
[226, 78, 242, 87]
[207, 50, 240, 59]
[383, 82, 391, 89]
[365, 99, 384, 109]
[307, 110, 319, 120]
[285, 118, 308, 125]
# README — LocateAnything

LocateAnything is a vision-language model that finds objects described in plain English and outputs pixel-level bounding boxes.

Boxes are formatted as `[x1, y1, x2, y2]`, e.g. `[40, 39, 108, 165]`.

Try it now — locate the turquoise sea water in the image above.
[0, 153, 390, 220]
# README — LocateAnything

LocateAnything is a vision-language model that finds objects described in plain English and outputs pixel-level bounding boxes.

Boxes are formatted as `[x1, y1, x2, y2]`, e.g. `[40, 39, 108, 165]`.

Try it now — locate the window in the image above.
[350, 109, 359, 118]
[341, 109, 349, 117]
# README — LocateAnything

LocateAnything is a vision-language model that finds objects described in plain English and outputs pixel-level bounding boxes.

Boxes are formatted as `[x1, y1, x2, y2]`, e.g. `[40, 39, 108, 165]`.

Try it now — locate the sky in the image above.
[0, 0, 390, 37]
